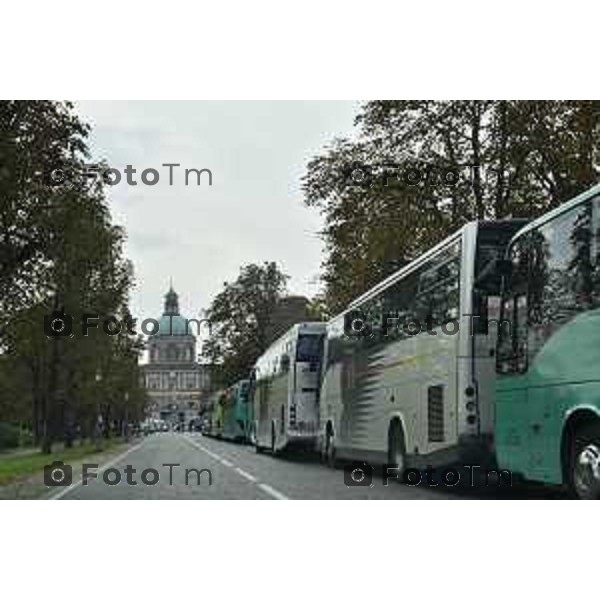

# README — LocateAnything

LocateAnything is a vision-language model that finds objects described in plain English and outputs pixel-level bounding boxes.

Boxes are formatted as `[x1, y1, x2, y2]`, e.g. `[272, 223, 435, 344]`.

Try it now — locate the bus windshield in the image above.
[295, 334, 323, 363]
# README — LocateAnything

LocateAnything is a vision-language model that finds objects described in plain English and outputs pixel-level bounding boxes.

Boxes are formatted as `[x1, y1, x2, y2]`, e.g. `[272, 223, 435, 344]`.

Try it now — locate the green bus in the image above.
[220, 379, 253, 443]
[204, 389, 225, 438]
[496, 183, 600, 499]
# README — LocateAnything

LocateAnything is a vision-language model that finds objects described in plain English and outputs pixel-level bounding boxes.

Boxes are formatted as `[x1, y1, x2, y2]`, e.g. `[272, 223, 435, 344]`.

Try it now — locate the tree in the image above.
[303, 100, 600, 313]
[0, 101, 145, 452]
[264, 295, 319, 344]
[202, 262, 289, 386]
[0, 101, 90, 319]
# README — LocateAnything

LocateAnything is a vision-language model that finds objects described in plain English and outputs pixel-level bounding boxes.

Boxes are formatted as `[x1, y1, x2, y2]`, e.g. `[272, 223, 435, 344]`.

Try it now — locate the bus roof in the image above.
[511, 182, 600, 243]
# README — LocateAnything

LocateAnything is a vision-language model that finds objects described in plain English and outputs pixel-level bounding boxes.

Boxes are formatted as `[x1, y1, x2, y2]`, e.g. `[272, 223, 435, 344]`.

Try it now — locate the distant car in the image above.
[187, 419, 201, 432]
[199, 420, 210, 436]
[161, 423, 169, 432]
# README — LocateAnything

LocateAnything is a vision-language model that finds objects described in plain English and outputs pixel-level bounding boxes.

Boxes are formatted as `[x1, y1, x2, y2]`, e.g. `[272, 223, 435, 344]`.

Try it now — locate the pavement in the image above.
[47, 432, 565, 500]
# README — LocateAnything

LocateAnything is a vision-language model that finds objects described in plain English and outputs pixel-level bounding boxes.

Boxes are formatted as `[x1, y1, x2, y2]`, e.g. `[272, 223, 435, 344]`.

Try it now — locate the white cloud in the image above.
[76, 101, 358, 323]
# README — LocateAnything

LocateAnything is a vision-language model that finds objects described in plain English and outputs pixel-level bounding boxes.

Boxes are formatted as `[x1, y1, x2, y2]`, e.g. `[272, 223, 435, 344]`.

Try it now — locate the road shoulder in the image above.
[0, 438, 141, 500]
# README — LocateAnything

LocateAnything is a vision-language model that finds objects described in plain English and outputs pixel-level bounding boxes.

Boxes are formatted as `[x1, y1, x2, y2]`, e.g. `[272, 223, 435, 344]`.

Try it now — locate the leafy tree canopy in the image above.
[303, 100, 600, 313]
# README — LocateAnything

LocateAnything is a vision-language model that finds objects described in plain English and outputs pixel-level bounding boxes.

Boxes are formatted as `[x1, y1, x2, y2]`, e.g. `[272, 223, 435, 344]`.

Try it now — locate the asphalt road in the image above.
[47, 432, 564, 500]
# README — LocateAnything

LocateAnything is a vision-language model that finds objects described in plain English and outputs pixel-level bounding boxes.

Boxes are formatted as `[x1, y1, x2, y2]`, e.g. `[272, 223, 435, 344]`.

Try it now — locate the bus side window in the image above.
[497, 234, 530, 374]
[415, 241, 461, 327]
[383, 269, 419, 341]
[497, 296, 514, 372]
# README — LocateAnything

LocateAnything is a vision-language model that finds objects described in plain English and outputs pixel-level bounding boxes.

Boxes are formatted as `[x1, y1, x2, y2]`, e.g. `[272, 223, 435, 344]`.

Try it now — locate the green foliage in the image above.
[264, 295, 319, 343]
[0, 101, 90, 316]
[0, 438, 125, 486]
[0, 101, 146, 453]
[303, 100, 600, 313]
[0, 423, 20, 451]
[202, 262, 289, 386]
[19, 428, 33, 448]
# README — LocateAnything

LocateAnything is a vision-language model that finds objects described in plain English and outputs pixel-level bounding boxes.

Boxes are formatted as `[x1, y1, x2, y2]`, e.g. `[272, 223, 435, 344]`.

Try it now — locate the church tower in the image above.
[141, 284, 211, 426]
[164, 284, 180, 315]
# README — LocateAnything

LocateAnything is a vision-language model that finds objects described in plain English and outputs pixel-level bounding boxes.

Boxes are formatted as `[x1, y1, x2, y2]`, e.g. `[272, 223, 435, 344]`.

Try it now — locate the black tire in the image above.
[388, 421, 407, 483]
[324, 428, 337, 468]
[271, 423, 277, 455]
[567, 420, 600, 499]
[319, 431, 328, 464]
[253, 421, 263, 452]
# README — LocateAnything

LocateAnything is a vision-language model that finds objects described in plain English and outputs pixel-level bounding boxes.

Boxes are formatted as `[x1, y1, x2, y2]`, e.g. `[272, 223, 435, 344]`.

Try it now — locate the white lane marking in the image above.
[47, 440, 145, 500]
[184, 436, 289, 499]
[235, 467, 257, 482]
[184, 436, 225, 458]
[258, 483, 289, 501]
[189, 443, 222, 461]
[203, 449, 222, 461]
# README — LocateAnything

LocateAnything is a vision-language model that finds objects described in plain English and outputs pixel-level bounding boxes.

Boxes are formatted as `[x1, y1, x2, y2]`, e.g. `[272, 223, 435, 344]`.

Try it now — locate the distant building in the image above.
[265, 295, 318, 344]
[141, 286, 211, 424]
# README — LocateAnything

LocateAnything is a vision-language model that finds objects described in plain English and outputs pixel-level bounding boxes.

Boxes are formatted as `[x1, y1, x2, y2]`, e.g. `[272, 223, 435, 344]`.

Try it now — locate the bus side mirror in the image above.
[280, 354, 290, 372]
[496, 259, 513, 278]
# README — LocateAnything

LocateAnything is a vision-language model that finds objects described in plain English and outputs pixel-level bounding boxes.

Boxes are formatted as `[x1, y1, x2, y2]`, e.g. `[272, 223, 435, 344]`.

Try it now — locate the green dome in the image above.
[156, 314, 192, 336]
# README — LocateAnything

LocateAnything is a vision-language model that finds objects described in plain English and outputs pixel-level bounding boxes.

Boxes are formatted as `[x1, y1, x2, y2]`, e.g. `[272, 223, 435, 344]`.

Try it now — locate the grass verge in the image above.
[0, 439, 125, 486]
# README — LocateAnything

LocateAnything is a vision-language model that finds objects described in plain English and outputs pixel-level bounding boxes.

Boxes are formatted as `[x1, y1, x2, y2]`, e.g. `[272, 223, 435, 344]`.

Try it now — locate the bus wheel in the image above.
[568, 421, 600, 499]
[324, 428, 337, 468]
[388, 421, 406, 482]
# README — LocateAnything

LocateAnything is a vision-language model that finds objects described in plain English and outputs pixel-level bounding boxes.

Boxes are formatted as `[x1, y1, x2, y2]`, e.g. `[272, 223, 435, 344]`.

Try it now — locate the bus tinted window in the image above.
[296, 334, 323, 362]
[498, 197, 600, 371]
[527, 202, 598, 360]
[381, 266, 421, 341]
[381, 240, 461, 339]
[415, 241, 461, 324]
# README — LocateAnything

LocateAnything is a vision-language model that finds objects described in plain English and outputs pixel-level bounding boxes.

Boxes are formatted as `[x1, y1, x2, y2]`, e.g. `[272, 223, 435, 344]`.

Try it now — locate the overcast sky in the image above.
[75, 101, 358, 327]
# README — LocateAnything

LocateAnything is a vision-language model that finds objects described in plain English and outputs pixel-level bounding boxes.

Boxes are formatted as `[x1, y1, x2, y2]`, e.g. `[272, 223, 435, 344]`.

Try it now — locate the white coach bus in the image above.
[319, 219, 526, 473]
[250, 322, 327, 454]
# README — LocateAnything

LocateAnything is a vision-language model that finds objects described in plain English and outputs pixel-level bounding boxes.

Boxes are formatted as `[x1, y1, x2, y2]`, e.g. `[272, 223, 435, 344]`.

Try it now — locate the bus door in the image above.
[495, 234, 531, 475]
[470, 291, 502, 438]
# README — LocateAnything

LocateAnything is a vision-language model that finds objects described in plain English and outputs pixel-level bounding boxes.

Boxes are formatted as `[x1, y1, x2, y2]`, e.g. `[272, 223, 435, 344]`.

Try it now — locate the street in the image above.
[48, 432, 564, 500]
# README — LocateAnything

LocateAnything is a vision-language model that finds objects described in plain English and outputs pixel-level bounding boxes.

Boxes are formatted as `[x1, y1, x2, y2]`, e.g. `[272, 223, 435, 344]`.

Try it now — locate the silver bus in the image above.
[319, 219, 526, 474]
[250, 322, 327, 454]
